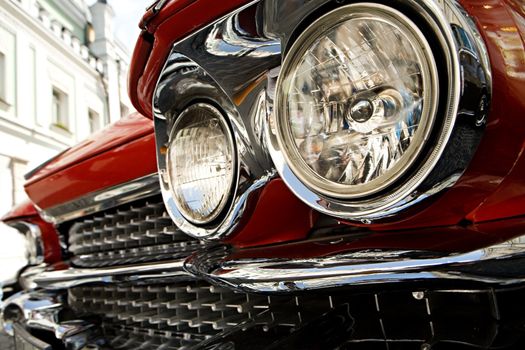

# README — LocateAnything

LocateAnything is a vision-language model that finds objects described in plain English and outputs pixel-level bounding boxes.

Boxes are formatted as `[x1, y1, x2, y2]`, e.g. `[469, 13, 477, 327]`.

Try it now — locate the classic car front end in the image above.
[2, 0, 525, 348]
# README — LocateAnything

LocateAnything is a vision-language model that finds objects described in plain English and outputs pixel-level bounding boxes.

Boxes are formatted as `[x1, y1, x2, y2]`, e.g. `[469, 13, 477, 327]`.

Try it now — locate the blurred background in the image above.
[0, 0, 149, 286]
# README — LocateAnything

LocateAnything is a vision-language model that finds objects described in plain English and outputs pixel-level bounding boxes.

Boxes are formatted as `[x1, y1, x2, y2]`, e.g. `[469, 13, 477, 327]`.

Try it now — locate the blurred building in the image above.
[0, 0, 133, 215]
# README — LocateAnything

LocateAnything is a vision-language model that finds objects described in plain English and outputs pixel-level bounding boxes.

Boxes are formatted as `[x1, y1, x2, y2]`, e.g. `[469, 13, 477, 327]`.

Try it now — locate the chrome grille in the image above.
[68, 281, 318, 349]
[100, 324, 205, 350]
[69, 282, 273, 331]
[67, 197, 202, 267]
[68, 282, 520, 350]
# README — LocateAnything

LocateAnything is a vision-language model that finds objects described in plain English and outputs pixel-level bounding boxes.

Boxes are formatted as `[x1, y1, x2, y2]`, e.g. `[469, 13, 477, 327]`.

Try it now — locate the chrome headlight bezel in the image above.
[165, 103, 237, 226]
[267, 0, 491, 221]
[152, 0, 491, 237]
[274, 3, 439, 200]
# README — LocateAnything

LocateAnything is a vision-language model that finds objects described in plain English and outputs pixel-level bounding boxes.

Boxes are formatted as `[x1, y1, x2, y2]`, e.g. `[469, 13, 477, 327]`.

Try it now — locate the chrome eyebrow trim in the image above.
[39, 173, 161, 224]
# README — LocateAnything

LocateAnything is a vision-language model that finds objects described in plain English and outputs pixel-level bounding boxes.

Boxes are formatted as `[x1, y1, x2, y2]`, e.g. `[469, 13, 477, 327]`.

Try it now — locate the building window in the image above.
[0, 52, 5, 103]
[51, 87, 69, 130]
[0, 155, 27, 215]
[0, 26, 15, 113]
[0, 155, 13, 216]
[88, 109, 100, 134]
[29, 47, 37, 122]
[11, 158, 27, 205]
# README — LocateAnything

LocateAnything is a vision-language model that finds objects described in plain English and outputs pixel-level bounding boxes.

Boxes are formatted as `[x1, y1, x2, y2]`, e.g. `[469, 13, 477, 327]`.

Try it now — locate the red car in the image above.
[2, 0, 525, 348]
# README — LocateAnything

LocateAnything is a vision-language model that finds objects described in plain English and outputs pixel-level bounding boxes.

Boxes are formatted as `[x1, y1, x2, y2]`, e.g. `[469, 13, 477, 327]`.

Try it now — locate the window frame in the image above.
[51, 86, 69, 131]
[88, 108, 101, 134]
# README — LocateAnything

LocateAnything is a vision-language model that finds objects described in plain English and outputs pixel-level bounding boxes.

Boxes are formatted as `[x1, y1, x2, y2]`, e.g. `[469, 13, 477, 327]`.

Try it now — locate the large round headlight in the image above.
[167, 103, 236, 225]
[275, 4, 438, 199]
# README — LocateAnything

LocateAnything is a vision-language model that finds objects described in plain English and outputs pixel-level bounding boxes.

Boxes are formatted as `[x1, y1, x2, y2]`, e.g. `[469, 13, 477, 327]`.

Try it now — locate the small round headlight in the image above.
[276, 4, 438, 199]
[167, 103, 235, 225]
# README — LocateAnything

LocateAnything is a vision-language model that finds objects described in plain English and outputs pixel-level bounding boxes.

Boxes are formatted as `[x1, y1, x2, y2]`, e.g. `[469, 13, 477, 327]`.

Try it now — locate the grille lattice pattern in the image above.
[69, 283, 522, 350]
[69, 282, 273, 332]
[68, 197, 202, 267]
[100, 324, 206, 350]
[68, 281, 317, 349]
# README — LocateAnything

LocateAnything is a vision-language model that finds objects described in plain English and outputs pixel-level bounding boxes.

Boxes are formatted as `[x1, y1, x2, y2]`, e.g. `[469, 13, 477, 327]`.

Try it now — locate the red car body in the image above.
[3, 0, 525, 349]
[20, 0, 525, 240]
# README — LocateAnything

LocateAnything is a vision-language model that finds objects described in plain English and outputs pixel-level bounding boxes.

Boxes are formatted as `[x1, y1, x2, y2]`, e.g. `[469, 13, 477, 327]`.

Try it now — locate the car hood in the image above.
[25, 113, 153, 185]
[24, 113, 157, 210]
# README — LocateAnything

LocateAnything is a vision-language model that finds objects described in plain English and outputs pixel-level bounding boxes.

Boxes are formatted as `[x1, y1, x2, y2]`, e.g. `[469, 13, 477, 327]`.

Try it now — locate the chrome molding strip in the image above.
[39, 173, 161, 224]
[29, 258, 190, 290]
[24, 148, 70, 181]
[188, 235, 525, 292]
[28, 232, 525, 292]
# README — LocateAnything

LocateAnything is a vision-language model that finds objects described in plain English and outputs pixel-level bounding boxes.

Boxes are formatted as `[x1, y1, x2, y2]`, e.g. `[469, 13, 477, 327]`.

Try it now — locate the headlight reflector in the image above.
[276, 5, 438, 199]
[167, 103, 235, 225]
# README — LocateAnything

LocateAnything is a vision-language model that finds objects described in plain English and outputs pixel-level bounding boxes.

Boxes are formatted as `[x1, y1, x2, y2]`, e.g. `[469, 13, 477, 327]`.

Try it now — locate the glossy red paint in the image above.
[26, 216, 62, 264]
[463, 0, 525, 222]
[23, 0, 525, 250]
[127, 0, 525, 235]
[225, 179, 317, 248]
[138, 0, 195, 33]
[229, 215, 525, 260]
[349, 0, 525, 230]
[128, 32, 154, 118]
[1, 201, 61, 264]
[26, 113, 153, 185]
[1, 200, 38, 222]
[25, 133, 157, 210]
[130, 0, 253, 118]
[467, 142, 525, 222]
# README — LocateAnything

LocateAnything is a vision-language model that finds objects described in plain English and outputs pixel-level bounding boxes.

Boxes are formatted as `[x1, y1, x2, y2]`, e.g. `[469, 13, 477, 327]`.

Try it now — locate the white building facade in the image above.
[0, 0, 133, 215]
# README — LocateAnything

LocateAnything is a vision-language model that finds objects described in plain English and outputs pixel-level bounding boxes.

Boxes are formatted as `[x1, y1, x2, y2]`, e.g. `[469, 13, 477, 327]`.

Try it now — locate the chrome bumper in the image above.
[23, 231, 525, 293]
[5, 279, 525, 350]
[0, 291, 95, 350]
[6, 224, 525, 349]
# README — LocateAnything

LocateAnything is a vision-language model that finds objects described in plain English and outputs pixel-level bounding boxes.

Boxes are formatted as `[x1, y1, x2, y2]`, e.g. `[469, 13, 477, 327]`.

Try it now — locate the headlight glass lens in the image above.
[168, 104, 235, 225]
[277, 7, 437, 198]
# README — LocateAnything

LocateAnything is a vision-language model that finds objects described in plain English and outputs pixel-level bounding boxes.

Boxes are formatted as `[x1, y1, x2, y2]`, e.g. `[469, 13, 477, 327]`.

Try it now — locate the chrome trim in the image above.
[147, 0, 169, 13]
[1, 291, 95, 350]
[267, 0, 492, 221]
[153, 0, 491, 232]
[165, 103, 237, 226]
[8, 221, 44, 265]
[153, 0, 281, 239]
[28, 259, 191, 290]
[25, 232, 525, 293]
[12, 323, 52, 350]
[187, 234, 525, 293]
[273, 3, 440, 200]
[39, 173, 161, 224]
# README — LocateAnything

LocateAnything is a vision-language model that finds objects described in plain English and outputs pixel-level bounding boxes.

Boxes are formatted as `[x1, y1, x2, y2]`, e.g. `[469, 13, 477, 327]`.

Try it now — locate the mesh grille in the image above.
[67, 197, 202, 267]
[68, 281, 319, 349]
[68, 282, 520, 350]
[69, 282, 273, 331]
[100, 324, 206, 350]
